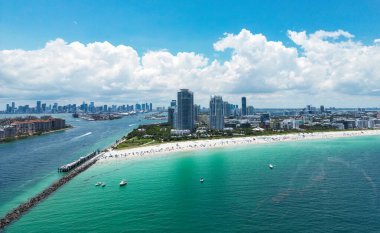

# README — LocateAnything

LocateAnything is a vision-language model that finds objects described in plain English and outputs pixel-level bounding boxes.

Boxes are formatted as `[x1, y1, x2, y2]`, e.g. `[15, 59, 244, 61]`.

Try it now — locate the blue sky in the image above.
[1, 0, 380, 108]
[1, 0, 380, 54]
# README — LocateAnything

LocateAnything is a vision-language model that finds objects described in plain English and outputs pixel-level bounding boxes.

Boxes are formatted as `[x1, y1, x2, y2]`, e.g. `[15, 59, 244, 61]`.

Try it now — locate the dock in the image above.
[58, 150, 100, 172]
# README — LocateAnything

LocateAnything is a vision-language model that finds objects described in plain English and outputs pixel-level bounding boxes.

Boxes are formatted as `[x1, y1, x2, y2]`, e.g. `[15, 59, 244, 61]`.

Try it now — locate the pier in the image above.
[0, 152, 104, 230]
[58, 150, 100, 172]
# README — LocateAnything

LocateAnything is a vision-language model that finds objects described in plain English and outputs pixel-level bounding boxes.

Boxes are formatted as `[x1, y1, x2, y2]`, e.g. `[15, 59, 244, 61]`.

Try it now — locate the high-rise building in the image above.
[209, 96, 224, 130]
[168, 107, 175, 127]
[150, 103, 153, 112]
[320, 105, 325, 113]
[223, 101, 229, 116]
[11, 102, 15, 113]
[194, 104, 200, 122]
[242, 97, 247, 116]
[89, 102, 95, 113]
[42, 103, 46, 112]
[175, 89, 194, 130]
[36, 101, 41, 113]
[170, 100, 176, 107]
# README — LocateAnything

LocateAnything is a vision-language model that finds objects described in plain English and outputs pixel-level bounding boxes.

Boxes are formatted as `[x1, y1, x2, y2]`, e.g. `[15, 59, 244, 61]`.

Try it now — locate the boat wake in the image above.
[73, 132, 92, 140]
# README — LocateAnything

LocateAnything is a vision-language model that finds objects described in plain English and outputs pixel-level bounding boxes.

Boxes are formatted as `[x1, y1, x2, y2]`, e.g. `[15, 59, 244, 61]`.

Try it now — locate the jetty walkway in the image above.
[58, 150, 99, 172]
[0, 152, 104, 230]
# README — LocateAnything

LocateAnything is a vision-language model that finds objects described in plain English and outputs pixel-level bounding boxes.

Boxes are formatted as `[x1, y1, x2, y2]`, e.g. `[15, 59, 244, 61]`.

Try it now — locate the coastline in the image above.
[98, 130, 380, 162]
[0, 126, 72, 144]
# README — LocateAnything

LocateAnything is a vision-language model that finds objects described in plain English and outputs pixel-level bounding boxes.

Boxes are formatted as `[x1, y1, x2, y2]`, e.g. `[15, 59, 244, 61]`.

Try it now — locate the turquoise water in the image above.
[5, 135, 380, 232]
[0, 114, 161, 217]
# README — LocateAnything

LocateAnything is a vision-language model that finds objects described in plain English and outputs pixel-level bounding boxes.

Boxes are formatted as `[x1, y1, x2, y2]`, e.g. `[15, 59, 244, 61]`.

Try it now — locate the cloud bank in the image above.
[1, 29, 380, 107]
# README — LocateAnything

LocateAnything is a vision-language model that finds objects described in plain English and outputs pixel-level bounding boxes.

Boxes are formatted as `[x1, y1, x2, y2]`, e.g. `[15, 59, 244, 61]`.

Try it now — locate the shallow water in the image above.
[5, 135, 380, 232]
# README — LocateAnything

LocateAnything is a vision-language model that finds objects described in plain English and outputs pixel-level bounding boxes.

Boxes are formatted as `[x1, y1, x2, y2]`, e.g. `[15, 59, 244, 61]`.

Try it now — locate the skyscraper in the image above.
[168, 107, 175, 127]
[11, 102, 15, 113]
[36, 101, 41, 113]
[209, 96, 224, 130]
[42, 103, 46, 112]
[242, 97, 247, 116]
[320, 105, 325, 113]
[170, 100, 176, 107]
[175, 89, 194, 130]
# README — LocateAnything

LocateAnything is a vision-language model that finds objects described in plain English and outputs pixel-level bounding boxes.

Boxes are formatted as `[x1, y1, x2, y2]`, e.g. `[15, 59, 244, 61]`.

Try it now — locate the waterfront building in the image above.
[150, 103, 153, 112]
[6, 104, 10, 113]
[11, 102, 15, 113]
[51, 118, 66, 130]
[242, 97, 247, 116]
[356, 119, 369, 129]
[209, 96, 224, 130]
[170, 129, 191, 136]
[175, 89, 194, 131]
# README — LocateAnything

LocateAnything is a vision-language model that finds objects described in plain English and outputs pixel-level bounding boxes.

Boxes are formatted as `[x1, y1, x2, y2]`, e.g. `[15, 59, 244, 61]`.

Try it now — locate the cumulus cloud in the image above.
[1, 29, 380, 107]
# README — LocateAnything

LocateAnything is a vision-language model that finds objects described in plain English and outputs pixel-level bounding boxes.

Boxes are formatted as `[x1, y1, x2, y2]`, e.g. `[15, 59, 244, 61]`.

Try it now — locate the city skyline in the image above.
[1, 1, 380, 108]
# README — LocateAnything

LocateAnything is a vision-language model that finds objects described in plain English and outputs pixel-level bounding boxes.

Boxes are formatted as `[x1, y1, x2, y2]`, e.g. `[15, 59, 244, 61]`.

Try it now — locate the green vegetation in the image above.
[115, 123, 171, 149]
[114, 122, 348, 150]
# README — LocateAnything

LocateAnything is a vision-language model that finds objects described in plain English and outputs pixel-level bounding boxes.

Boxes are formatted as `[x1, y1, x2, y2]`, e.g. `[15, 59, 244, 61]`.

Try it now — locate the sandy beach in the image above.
[97, 130, 380, 162]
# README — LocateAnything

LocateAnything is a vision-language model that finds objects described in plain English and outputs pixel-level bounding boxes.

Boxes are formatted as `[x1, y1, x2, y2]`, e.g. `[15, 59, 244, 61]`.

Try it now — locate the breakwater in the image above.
[0, 152, 104, 230]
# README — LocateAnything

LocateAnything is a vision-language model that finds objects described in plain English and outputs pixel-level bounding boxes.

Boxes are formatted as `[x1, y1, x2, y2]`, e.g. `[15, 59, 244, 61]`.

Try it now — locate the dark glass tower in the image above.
[176, 89, 194, 130]
[242, 97, 247, 116]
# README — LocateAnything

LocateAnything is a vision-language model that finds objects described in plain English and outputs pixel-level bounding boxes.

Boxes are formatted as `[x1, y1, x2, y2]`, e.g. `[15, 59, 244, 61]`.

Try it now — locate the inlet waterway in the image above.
[4, 132, 380, 232]
[0, 114, 161, 218]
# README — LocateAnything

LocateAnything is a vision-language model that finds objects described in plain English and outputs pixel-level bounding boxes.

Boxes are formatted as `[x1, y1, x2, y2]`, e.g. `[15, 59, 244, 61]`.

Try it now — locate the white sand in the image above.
[97, 130, 380, 162]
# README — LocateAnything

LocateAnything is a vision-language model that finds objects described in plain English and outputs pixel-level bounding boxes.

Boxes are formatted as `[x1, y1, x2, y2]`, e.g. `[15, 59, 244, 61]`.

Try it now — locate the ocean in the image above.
[4, 134, 380, 232]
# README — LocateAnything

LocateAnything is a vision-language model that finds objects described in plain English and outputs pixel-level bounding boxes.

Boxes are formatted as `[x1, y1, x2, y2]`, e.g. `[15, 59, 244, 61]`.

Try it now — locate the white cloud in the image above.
[1, 29, 380, 108]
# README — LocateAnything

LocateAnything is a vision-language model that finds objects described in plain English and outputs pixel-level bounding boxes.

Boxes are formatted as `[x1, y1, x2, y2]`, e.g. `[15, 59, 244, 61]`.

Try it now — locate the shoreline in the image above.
[98, 130, 380, 162]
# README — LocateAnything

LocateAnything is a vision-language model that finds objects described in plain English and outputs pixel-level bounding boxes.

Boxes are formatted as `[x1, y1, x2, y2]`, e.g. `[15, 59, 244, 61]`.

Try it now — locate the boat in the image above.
[119, 179, 127, 186]
[269, 164, 274, 169]
[200, 177, 204, 183]
[95, 182, 102, 186]
[102, 183, 106, 187]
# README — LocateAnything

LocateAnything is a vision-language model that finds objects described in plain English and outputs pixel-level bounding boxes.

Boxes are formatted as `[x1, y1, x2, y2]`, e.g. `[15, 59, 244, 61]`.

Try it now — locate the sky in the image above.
[1, 0, 380, 108]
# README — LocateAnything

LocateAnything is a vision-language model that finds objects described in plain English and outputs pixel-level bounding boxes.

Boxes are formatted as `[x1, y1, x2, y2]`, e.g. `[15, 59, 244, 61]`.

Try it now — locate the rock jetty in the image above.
[0, 153, 102, 230]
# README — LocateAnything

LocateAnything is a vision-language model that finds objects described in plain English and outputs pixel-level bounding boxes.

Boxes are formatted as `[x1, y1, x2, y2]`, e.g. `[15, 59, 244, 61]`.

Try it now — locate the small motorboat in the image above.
[269, 164, 274, 169]
[95, 182, 102, 186]
[102, 183, 106, 187]
[119, 179, 127, 186]
[200, 177, 204, 183]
